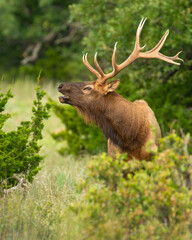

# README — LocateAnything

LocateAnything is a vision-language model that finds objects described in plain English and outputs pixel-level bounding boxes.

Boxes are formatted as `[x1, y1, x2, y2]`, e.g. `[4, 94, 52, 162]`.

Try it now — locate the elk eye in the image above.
[84, 86, 92, 91]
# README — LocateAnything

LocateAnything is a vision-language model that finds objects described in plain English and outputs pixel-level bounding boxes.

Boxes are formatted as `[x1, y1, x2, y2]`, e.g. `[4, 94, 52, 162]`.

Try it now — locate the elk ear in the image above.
[105, 79, 120, 93]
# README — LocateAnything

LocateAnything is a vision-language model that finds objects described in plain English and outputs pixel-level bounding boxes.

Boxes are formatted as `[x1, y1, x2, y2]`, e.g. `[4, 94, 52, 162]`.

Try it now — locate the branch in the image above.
[21, 31, 57, 65]
[55, 25, 79, 45]
[21, 23, 80, 65]
[43, 31, 56, 43]
[21, 42, 42, 65]
[162, 69, 178, 84]
[145, 68, 179, 97]
[1, 175, 29, 195]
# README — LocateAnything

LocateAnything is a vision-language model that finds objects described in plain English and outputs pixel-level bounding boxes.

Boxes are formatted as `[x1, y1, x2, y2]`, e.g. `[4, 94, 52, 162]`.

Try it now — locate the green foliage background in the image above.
[0, 0, 191, 153]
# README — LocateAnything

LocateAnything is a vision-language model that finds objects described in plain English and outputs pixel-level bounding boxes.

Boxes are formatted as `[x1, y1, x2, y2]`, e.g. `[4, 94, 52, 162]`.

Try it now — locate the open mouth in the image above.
[59, 95, 70, 104]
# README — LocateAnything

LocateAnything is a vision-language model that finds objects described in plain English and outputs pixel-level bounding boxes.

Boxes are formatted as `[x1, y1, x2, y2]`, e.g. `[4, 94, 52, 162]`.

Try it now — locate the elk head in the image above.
[58, 18, 183, 110]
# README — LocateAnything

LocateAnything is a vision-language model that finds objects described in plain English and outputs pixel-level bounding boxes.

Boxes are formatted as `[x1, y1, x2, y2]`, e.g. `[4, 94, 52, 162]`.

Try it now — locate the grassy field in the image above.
[0, 79, 88, 240]
[1, 79, 192, 240]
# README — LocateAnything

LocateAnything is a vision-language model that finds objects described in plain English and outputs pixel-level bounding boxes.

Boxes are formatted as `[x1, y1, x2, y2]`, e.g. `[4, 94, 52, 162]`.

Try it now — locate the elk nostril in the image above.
[58, 83, 63, 90]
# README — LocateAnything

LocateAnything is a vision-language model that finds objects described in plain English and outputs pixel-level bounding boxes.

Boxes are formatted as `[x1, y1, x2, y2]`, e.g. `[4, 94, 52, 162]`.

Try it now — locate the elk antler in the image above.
[82, 18, 183, 85]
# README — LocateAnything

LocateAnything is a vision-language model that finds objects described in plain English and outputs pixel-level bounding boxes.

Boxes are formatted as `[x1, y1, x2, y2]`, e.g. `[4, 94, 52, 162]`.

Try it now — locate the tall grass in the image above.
[0, 163, 85, 240]
[0, 78, 87, 239]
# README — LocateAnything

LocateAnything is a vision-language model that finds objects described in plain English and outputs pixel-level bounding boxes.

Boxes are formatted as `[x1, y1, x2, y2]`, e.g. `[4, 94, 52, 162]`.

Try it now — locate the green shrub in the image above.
[0, 85, 51, 190]
[50, 99, 106, 155]
[71, 132, 192, 240]
[145, 70, 192, 135]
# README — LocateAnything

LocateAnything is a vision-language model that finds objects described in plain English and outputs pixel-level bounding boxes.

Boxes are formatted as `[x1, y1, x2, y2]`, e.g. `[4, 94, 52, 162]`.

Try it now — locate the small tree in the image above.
[0, 85, 51, 190]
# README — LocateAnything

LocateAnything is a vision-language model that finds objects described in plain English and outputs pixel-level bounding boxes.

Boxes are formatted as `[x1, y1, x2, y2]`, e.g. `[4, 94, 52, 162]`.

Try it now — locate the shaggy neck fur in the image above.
[77, 92, 150, 153]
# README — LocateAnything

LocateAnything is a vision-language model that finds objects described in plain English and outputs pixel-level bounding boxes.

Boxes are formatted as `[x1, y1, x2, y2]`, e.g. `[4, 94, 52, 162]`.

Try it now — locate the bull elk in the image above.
[58, 18, 183, 160]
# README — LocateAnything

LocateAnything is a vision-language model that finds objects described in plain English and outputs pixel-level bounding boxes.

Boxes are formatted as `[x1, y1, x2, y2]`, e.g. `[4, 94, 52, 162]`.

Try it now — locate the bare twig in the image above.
[43, 31, 56, 43]
[21, 31, 57, 65]
[179, 128, 192, 189]
[1, 175, 29, 195]
[162, 69, 178, 84]
[55, 26, 78, 45]
[21, 42, 42, 65]
[179, 128, 190, 156]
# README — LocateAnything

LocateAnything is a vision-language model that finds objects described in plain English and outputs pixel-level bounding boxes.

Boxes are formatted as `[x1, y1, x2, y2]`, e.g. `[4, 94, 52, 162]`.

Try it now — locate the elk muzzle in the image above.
[58, 83, 70, 104]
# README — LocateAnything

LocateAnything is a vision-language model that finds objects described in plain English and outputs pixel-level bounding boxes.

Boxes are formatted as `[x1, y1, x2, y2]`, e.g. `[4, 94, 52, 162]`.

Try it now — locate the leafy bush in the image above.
[71, 132, 192, 240]
[145, 68, 192, 135]
[50, 99, 106, 155]
[0, 85, 51, 190]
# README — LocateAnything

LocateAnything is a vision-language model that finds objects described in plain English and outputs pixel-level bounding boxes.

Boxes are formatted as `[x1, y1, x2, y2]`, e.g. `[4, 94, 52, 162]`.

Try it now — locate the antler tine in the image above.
[117, 18, 148, 70]
[157, 50, 184, 65]
[82, 18, 183, 84]
[94, 52, 105, 78]
[168, 50, 184, 62]
[83, 53, 101, 79]
[147, 30, 169, 54]
[139, 29, 184, 65]
[96, 42, 120, 84]
[119, 18, 183, 68]
[135, 17, 147, 51]
[111, 42, 119, 73]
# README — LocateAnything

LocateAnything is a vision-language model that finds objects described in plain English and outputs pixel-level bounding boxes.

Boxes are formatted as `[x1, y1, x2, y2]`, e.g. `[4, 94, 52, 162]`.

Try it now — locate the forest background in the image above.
[0, 0, 192, 239]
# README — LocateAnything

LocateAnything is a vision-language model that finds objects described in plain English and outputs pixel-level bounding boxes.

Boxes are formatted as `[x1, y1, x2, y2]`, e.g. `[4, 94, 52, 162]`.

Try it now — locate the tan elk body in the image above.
[58, 18, 183, 160]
